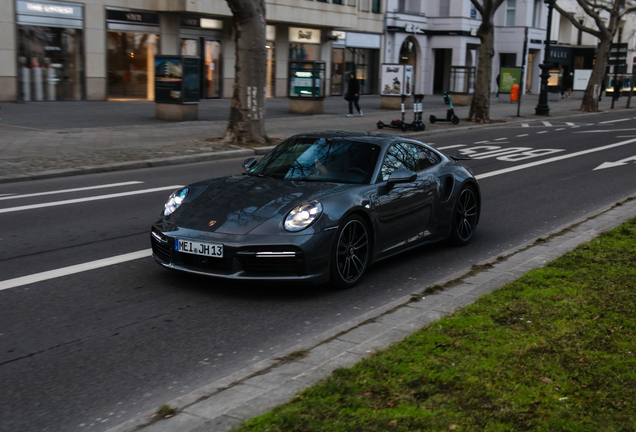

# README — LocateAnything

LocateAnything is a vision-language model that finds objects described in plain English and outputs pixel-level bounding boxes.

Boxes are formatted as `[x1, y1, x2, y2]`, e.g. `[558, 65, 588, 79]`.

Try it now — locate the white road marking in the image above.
[473, 140, 490, 144]
[476, 137, 636, 180]
[574, 128, 636, 133]
[599, 118, 631, 124]
[494, 137, 507, 141]
[516, 134, 529, 137]
[566, 122, 576, 126]
[521, 123, 530, 128]
[0, 250, 152, 291]
[0, 181, 144, 202]
[594, 155, 636, 170]
[436, 144, 466, 150]
[556, 128, 565, 131]
[542, 121, 552, 127]
[538, 131, 548, 134]
[0, 185, 182, 214]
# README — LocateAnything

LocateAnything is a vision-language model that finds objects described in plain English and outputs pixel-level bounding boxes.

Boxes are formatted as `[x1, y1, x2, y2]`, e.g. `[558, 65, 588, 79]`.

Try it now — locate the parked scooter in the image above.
[377, 94, 426, 132]
[429, 92, 460, 125]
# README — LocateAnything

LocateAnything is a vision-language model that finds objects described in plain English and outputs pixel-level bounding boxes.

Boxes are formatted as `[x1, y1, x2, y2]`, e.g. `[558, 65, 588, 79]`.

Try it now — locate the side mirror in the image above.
[243, 158, 257, 173]
[387, 169, 417, 185]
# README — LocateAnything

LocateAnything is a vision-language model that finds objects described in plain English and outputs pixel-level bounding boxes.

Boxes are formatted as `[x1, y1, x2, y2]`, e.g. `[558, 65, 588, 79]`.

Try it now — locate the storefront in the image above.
[332, 32, 380, 95]
[106, 8, 159, 100]
[16, 0, 84, 101]
[179, 16, 223, 98]
[289, 26, 322, 62]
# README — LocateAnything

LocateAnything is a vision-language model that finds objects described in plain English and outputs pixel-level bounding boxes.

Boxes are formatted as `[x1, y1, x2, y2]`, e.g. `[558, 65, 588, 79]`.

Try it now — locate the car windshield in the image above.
[249, 137, 381, 184]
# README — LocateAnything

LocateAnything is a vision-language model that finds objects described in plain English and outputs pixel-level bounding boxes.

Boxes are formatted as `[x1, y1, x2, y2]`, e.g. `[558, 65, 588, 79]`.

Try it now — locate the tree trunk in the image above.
[468, 22, 495, 123]
[580, 37, 611, 112]
[222, 0, 268, 144]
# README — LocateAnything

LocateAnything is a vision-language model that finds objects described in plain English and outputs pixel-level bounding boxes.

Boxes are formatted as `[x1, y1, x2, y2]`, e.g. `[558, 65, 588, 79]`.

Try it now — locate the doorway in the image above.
[180, 38, 222, 98]
[433, 49, 452, 94]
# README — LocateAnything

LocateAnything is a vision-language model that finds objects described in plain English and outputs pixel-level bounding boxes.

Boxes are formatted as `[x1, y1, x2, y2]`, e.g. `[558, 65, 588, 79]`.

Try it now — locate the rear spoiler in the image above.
[444, 152, 472, 161]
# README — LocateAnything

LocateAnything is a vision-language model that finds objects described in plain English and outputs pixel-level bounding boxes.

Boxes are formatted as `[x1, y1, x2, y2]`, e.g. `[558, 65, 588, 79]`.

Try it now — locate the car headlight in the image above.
[164, 187, 189, 216]
[284, 201, 323, 232]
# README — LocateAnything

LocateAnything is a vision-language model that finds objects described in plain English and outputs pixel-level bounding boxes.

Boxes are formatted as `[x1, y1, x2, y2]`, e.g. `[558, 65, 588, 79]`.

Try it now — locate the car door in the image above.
[373, 142, 437, 255]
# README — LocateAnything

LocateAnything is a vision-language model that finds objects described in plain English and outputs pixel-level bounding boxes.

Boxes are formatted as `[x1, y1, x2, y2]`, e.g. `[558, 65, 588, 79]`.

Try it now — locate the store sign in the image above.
[106, 9, 159, 25]
[200, 18, 223, 29]
[332, 31, 346, 41]
[573, 69, 592, 91]
[346, 32, 381, 49]
[289, 27, 321, 44]
[547, 46, 572, 63]
[17, 0, 82, 18]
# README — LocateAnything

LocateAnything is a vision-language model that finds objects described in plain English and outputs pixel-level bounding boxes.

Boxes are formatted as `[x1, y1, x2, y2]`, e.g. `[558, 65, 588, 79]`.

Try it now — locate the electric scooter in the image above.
[377, 94, 426, 132]
[377, 94, 409, 132]
[429, 91, 460, 125]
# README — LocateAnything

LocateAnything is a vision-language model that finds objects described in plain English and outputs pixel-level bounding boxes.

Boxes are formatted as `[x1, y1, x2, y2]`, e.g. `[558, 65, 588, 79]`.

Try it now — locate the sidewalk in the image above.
[0, 93, 626, 183]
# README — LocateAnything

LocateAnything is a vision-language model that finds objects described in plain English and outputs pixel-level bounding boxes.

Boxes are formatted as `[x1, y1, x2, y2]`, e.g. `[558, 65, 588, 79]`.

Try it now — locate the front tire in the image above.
[449, 185, 479, 246]
[330, 215, 370, 289]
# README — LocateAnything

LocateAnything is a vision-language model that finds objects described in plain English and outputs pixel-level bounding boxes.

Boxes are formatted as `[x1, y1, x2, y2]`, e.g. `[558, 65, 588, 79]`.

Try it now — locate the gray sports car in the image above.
[151, 131, 480, 288]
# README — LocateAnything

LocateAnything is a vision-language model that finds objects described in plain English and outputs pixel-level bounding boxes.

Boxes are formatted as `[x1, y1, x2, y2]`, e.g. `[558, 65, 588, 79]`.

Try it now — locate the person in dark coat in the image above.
[345, 73, 362, 117]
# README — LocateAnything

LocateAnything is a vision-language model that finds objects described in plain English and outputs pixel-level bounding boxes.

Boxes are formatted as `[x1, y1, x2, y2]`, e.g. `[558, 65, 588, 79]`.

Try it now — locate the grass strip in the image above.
[238, 216, 636, 432]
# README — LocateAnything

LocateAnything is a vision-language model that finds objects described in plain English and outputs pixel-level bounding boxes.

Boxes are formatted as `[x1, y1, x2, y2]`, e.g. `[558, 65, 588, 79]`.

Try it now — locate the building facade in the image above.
[0, 0, 385, 102]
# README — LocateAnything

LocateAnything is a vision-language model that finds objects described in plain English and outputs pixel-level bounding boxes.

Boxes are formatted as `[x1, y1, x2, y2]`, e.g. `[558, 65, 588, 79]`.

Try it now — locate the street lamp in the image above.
[535, 0, 556, 115]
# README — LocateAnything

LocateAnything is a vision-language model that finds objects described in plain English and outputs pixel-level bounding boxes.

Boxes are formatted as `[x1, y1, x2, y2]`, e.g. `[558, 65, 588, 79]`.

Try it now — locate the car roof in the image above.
[287, 130, 401, 146]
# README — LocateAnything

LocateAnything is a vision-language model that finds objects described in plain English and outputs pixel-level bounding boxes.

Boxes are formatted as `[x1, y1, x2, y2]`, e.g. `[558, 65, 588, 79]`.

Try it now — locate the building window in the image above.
[506, 0, 516, 26]
[532, 0, 541, 27]
[440, 0, 449, 17]
[372, 0, 380, 13]
[333, 0, 343, 4]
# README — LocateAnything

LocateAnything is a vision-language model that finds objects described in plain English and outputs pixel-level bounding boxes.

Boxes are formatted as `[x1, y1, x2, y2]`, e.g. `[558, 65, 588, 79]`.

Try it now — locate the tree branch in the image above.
[554, 2, 603, 38]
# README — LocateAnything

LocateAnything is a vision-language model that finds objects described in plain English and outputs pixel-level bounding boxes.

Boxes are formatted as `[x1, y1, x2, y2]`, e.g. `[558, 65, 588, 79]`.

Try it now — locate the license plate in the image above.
[175, 239, 223, 258]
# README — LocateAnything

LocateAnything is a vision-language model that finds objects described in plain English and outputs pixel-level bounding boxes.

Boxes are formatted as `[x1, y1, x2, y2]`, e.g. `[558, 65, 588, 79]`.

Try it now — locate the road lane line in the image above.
[0, 250, 152, 291]
[574, 128, 636, 133]
[476, 137, 636, 180]
[516, 134, 529, 137]
[0, 181, 144, 201]
[566, 122, 575, 126]
[0, 185, 182, 214]
[599, 118, 631, 124]
[542, 121, 552, 127]
[436, 145, 466, 150]
[538, 131, 548, 134]
[494, 138, 507, 141]
[521, 123, 529, 127]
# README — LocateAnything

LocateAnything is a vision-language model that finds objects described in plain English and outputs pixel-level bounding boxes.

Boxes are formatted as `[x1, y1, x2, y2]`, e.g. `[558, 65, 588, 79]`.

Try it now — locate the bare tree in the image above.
[468, 0, 507, 123]
[555, 0, 636, 112]
[222, 0, 268, 143]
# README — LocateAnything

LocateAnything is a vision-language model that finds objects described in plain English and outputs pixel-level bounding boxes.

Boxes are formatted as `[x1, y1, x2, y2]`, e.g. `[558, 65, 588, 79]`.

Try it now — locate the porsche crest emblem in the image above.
[208, 221, 217, 227]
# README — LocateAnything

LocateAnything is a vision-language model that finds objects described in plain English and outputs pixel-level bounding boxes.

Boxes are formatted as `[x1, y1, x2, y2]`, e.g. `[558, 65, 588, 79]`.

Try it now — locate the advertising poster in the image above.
[499, 67, 522, 94]
[573, 69, 592, 91]
[182, 57, 200, 103]
[155, 56, 183, 103]
[403, 65, 413, 96]
[381, 64, 404, 95]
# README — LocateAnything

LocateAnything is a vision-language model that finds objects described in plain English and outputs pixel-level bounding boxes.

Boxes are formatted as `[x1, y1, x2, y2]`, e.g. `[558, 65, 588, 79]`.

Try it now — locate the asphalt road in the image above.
[1, 112, 636, 432]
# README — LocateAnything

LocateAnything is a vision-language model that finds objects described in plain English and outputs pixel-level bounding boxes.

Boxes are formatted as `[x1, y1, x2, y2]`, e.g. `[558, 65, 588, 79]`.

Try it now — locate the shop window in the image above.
[289, 44, 320, 61]
[18, 25, 84, 101]
[107, 31, 158, 100]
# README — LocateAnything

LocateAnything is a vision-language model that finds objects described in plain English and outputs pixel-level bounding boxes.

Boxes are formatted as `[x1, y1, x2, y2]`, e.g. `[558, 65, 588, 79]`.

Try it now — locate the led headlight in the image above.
[164, 187, 189, 216]
[284, 201, 323, 232]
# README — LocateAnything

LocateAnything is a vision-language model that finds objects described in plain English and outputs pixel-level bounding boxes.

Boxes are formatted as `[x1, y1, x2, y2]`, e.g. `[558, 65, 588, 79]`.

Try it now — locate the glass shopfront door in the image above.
[205, 40, 221, 98]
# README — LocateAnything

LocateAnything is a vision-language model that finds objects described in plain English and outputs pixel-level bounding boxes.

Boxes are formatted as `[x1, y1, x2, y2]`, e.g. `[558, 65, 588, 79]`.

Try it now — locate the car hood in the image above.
[169, 175, 348, 235]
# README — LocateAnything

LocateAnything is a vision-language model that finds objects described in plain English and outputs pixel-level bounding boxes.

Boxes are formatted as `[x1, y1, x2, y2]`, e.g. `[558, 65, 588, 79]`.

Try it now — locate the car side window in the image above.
[381, 143, 419, 181]
[417, 146, 442, 170]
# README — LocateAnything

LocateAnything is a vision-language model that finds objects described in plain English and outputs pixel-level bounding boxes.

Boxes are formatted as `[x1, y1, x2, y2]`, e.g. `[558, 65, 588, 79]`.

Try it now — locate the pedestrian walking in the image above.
[345, 73, 362, 117]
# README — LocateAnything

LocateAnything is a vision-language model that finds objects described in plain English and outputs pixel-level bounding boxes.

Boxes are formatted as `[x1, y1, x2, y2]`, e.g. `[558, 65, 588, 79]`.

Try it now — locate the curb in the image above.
[104, 195, 636, 432]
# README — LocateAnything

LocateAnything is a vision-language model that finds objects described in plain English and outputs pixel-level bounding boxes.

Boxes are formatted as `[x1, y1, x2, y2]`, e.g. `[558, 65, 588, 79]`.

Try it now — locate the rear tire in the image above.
[330, 215, 370, 289]
[452, 116, 460, 125]
[449, 185, 479, 246]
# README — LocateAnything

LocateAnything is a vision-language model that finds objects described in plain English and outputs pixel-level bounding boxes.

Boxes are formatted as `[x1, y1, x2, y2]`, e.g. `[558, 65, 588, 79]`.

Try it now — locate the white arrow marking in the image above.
[0, 250, 152, 291]
[0, 185, 182, 214]
[476, 138, 636, 180]
[593, 155, 636, 170]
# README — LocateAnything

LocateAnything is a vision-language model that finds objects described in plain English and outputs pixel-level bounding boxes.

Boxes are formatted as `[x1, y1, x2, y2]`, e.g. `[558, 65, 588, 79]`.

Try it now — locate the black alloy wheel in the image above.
[450, 186, 479, 245]
[331, 215, 370, 288]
